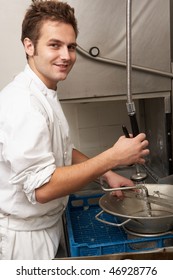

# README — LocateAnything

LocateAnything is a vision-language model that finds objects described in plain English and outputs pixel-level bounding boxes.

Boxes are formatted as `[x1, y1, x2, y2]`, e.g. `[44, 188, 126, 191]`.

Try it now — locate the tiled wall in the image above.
[62, 100, 138, 157]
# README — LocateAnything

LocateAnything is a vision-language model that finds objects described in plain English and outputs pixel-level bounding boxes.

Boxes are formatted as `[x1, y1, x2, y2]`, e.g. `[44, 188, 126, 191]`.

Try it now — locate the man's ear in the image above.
[23, 37, 35, 57]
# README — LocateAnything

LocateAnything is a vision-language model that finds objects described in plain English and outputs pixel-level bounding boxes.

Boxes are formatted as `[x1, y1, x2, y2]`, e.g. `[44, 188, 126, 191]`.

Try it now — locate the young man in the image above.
[0, 0, 149, 259]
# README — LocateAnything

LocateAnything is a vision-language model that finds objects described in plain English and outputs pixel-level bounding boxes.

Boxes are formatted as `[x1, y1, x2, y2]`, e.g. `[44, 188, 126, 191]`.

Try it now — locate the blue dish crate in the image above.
[65, 193, 173, 257]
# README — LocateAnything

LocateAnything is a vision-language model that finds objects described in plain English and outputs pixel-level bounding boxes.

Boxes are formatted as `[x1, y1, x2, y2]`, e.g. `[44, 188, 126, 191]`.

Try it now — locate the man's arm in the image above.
[35, 134, 149, 203]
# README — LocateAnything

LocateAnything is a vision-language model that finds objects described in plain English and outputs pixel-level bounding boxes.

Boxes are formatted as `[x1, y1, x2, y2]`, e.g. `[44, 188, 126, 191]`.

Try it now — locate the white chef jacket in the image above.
[0, 65, 73, 259]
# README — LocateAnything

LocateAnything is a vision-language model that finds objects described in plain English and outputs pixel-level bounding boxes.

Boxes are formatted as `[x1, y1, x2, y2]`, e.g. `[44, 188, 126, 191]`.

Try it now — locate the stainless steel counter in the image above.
[56, 248, 173, 260]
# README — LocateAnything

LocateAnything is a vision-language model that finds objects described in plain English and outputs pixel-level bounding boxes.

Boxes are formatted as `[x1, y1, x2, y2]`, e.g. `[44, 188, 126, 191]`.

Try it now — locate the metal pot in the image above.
[96, 184, 173, 234]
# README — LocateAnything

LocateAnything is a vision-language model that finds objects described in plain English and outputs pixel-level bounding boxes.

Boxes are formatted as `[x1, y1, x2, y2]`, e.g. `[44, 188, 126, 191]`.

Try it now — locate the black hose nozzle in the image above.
[129, 113, 139, 137]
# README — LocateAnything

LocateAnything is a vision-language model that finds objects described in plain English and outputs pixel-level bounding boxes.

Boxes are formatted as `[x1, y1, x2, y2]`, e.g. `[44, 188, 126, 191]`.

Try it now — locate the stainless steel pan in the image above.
[96, 184, 173, 234]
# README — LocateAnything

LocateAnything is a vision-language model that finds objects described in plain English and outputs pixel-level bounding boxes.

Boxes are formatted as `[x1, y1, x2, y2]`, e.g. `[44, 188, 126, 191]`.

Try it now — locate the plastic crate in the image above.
[65, 193, 173, 257]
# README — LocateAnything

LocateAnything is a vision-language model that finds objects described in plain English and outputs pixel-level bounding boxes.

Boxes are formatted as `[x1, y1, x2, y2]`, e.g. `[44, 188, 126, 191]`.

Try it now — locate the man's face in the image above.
[25, 20, 77, 90]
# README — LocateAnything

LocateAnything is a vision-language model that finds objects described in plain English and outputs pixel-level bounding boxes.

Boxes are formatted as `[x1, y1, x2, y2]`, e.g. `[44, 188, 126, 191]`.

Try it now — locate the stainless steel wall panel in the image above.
[58, 0, 171, 100]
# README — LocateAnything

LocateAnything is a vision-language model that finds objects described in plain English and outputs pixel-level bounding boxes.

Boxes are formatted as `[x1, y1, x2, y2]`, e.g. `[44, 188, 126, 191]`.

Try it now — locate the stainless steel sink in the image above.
[56, 166, 171, 260]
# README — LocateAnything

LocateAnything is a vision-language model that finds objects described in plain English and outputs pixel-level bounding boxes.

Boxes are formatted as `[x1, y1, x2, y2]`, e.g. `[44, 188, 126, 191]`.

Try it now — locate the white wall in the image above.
[62, 100, 135, 157]
[0, 0, 31, 90]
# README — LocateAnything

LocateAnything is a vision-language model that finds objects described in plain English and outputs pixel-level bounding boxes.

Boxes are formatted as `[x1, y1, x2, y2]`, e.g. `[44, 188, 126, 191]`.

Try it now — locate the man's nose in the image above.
[60, 46, 70, 60]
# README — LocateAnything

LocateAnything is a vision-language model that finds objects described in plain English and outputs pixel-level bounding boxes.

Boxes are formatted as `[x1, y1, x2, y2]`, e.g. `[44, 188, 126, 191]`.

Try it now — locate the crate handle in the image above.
[95, 210, 131, 227]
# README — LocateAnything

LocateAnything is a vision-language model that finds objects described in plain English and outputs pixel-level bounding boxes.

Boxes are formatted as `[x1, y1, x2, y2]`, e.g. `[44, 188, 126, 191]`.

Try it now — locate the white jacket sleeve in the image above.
[3, 107, 56, 204]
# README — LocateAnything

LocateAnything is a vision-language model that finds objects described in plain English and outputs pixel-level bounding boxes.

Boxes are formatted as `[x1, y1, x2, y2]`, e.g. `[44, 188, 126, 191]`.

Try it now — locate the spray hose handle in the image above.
[129, 114, 139, 136]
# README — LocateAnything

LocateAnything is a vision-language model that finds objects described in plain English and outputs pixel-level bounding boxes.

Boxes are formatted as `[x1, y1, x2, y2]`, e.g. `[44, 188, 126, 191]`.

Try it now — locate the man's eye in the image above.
[51, 44, 60, 48]
[68, 45, 77, 51]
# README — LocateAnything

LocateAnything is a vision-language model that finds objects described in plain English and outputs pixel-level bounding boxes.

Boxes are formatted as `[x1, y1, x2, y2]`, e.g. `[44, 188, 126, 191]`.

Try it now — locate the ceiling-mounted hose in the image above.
[126, 0, 147, 182]
[126, 0, 139, 136]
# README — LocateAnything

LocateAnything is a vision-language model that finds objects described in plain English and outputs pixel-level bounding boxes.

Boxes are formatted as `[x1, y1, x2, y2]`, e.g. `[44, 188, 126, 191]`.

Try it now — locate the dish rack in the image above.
[65, 193, 173, 257]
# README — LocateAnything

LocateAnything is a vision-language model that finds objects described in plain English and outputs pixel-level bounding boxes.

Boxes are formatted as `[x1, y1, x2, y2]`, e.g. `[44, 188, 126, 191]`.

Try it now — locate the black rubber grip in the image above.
[129, 114, 139, 136]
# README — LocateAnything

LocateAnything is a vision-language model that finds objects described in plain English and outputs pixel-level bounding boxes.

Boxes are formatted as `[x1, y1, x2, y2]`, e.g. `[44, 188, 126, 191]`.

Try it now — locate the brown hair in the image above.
[21, 0, 78, 47]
